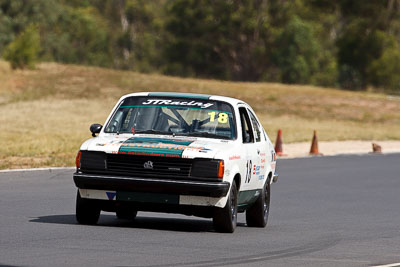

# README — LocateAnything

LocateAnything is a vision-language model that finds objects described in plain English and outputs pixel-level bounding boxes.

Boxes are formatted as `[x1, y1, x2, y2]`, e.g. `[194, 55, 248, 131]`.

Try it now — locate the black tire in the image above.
[246, 180, 270, 227]
[76, 190, 100, 225]
[116, 207, 138, 221]
[213, 182, 238, 233]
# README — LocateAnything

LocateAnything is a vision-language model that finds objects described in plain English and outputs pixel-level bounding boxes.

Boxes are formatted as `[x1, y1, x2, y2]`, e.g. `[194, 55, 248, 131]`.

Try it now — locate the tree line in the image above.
[1, 0, 400, 92]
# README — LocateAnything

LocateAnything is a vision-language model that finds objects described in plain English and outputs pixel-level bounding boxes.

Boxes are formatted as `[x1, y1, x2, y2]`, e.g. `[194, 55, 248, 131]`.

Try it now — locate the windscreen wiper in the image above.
[135, 129, 172, 135]
[178, 132, 231, 140]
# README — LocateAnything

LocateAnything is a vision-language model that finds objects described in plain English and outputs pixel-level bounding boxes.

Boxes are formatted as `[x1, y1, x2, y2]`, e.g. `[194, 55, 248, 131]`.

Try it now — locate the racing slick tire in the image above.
[76, 190, 100, 225]
[245, 180, 270, 228]
[213, 182, 238, 233]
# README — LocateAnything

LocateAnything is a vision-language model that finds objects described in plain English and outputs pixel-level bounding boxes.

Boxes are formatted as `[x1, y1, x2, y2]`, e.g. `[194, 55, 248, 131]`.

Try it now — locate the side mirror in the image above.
[90, 124, 103, 137]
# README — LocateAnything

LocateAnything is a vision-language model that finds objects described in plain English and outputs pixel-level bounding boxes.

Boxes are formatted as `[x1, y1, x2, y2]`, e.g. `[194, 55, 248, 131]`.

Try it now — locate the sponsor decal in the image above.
[229, 155, 241, 160]
[118, 137, 198, 158]
[258, 175, 265, 180]
[185, 146, 209, 152]
[253, 165, 261, 175]
[97, 140, 124, 147]
[198, 148, 212, 153]
[141, 99, 214, 109]
[261, 158, 266, 163]
[106, 192, 116, 200]
[260, 153, 266, 157]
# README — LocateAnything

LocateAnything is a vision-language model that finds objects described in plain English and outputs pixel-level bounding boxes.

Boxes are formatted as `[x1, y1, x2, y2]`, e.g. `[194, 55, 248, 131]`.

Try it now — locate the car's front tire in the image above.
[246, 180, 270, 227]
[76, 190, 100, 225]
[213, 182, 238, 233]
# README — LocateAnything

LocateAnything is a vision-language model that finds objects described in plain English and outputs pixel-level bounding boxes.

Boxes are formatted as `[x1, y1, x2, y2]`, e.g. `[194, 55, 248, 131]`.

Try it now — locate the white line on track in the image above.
[0, 167, 75, 173]
[286, 258, 370, 264]
[371, 263, 400, 267]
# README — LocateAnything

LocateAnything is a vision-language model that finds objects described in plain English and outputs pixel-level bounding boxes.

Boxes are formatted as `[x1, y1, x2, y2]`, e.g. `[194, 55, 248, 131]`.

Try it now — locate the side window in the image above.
[248, 110, 261, 142]
[239, 107, 254, 143]
[262, 128, 267, 141]
[106, 109, 125, 132]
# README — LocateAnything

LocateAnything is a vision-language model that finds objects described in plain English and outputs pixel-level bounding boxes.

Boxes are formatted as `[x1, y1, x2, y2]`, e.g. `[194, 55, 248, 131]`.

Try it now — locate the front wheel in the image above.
[76, 190, 100, 225]
[213, 182, 238, 233]
[246, 180, 270, 227]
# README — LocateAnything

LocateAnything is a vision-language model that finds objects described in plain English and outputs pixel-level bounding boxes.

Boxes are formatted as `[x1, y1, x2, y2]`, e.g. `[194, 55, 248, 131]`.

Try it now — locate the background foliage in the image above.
[3, 23, 40, 69]
[1, 0, 400, 92]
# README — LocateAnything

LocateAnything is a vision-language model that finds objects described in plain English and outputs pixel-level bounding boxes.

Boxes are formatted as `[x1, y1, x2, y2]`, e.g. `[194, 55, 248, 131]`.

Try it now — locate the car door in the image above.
[247, 108, 268, 187]
[238, 106, 260, 192]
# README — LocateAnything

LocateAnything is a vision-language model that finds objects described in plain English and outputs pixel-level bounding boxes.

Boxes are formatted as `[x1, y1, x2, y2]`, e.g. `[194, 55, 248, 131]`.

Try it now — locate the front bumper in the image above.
[73, 172, 230, 198]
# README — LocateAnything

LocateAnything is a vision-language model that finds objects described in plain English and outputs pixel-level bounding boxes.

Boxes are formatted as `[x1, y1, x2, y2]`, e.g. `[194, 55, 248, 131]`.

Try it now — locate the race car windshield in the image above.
[104, 96, 236, 140]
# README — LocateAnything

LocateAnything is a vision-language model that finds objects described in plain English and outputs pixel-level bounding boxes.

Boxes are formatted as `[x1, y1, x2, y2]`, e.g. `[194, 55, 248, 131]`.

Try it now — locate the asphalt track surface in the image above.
[1, 154, 399, 267]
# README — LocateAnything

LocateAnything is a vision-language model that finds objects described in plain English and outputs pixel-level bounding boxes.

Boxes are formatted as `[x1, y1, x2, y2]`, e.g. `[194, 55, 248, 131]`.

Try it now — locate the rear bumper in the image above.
[73, 172, 230, 198]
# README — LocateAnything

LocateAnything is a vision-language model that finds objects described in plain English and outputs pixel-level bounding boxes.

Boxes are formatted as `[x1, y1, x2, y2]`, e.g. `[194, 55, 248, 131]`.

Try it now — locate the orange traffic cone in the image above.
[274, 129, 287, 156]
[309, 130, 323, 156]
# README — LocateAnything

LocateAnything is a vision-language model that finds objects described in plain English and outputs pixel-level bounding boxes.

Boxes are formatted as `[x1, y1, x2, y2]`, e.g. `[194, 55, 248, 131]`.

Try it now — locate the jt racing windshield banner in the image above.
[142, 99, 214, 109]
[118, 96, 233, 113]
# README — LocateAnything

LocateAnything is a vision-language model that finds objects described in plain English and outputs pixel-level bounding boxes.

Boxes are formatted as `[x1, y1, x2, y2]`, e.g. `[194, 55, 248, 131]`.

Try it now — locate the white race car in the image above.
[73, 92, 278, 232]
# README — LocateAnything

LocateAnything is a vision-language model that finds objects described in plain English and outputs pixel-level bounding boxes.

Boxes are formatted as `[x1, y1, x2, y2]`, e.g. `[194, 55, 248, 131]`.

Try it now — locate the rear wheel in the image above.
[76, 190, 100, 225]
[213, 182, 238, 233]
[246, 180, 270, 227]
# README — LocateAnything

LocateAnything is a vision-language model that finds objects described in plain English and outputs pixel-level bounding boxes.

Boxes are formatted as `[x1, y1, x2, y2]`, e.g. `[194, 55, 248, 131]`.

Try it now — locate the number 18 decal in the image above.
[208, 112, 228, 123]
[245, 160, 252, 183]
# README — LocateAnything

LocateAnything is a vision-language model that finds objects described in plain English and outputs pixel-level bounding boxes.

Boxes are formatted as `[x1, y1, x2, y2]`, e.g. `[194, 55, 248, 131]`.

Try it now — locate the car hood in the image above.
[81, 134, 232, 159]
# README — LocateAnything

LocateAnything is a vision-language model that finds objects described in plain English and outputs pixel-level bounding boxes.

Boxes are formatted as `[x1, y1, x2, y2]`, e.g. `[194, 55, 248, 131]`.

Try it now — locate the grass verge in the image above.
[1, 61, 400, 169]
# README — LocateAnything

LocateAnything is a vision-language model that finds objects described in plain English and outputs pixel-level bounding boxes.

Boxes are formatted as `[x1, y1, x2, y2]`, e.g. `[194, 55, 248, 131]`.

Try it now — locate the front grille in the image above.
[80, 151, 220, 181]
[106, 154, 193, 178]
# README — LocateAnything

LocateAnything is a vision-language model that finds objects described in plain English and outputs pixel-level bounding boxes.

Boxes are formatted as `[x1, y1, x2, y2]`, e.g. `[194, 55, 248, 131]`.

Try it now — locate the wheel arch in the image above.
[267, 172, 272, 185]
[233, 173, 241, 191]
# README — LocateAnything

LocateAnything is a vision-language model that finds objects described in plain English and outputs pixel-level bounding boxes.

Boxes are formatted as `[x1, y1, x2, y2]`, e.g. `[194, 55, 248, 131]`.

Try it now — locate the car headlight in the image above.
[79, 151, 107, 171]
[191, 159, 224, 179]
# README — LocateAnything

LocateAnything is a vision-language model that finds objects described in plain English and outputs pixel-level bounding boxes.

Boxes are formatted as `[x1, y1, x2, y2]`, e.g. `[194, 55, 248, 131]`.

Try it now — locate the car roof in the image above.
[119, 92, 246, 106]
